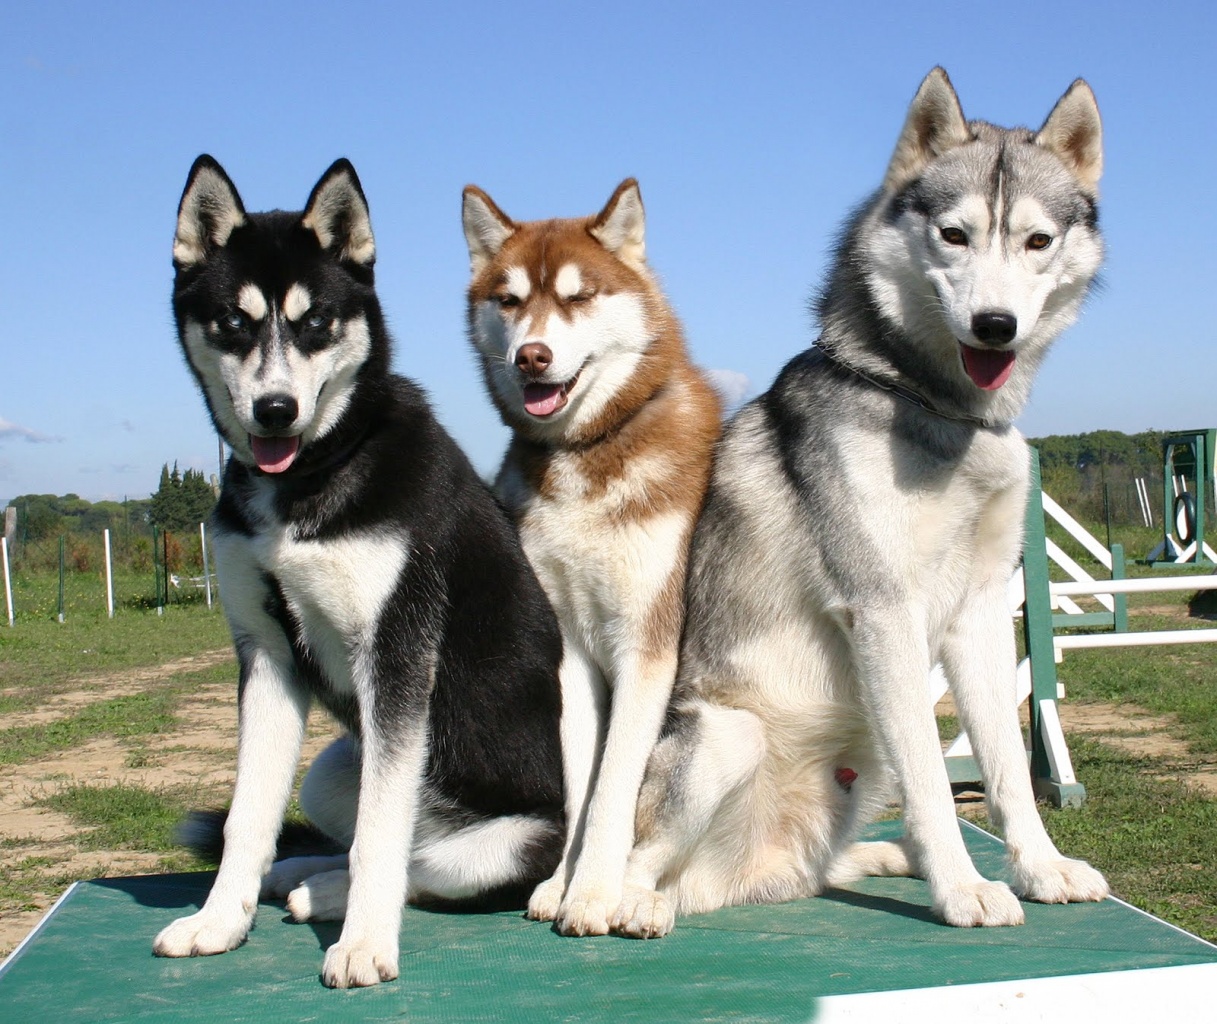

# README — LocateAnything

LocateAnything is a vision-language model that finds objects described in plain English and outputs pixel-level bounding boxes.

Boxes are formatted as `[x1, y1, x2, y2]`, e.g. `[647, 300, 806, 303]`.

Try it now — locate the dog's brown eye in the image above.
[1026, 233, 1053, 251]
[567, 292, 594, 304]
[497, 294, 520, 308]
[939, 226, 968, 247]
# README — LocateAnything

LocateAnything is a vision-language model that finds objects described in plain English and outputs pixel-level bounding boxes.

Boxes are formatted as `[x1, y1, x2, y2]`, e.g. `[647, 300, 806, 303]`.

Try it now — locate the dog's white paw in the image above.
[555, 884, 618, 936]
[153, 908, 250, 957]
[286, 869, 350, 922]
[526, 874, 565, 922]
[828, 840, 915, 886]
[1011, 857, 1109, 904]
[321, 937, 399, 989]
[610, 885, 674, 939]
[261, 855, 347, 900]
[935, 880, 1025, 927]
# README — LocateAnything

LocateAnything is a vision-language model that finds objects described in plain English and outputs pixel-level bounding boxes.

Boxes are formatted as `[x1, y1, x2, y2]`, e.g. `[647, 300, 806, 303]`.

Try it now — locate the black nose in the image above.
[971, 312, 1017, 345]
[253, 394, 299, 430]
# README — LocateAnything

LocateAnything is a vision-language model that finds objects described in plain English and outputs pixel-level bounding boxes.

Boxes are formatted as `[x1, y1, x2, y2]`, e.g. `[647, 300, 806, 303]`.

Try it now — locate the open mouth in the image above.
[522, 372, 581, 418]
[250, 434, 301, 474]
[960, 344, 1016, 391]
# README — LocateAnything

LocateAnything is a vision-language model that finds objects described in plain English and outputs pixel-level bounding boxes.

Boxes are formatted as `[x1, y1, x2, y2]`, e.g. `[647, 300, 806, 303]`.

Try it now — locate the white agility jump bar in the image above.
[1049, 574, 1217, 597]
[1055, 629, 1217, 651]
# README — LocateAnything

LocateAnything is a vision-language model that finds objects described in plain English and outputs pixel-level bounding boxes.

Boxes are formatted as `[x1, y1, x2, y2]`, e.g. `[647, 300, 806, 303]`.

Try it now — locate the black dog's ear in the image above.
[302, 159, 375, 266]
[174, 155, 246, 267]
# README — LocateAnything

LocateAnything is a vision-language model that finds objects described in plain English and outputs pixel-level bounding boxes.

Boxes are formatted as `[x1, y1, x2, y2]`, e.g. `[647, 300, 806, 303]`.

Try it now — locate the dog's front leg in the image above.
[154, 645, 309, 956]
[942, 584, 1108, 905]
[527, 639, 606, 923]
[555, 650, 676, 936]
[852, 605, 1024, 927]
[320, 714, 428, 988]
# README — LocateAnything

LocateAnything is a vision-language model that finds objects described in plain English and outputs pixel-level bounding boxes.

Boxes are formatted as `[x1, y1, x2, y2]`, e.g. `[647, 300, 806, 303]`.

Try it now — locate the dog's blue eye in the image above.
[306, 313, 329, 329]
[939, 227, 968, 247]
[221, 313, 244, 331]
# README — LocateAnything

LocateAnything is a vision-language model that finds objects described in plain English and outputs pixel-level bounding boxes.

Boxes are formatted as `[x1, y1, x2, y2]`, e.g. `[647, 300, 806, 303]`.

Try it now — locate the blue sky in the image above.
[3, 1, 1215, 504]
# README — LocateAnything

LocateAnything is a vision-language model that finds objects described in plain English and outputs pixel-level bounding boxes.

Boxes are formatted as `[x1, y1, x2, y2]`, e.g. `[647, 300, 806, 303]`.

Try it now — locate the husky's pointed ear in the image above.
[302, 159, 376, 266]
[1036, 79, 1103, 194]
[462, 186, 515, 275]
[174, 155, 247, 267]
[883, 68, 971, 192]
[590, 179, 645, 266]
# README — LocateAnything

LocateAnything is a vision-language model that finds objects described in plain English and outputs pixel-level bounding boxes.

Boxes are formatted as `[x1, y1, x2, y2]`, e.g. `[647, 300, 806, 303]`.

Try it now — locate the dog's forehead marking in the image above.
[237, 283, 269, 321]
[554, 264, 582, 300]
[1007, 195, 1055, 235]
[504, 266, 531, 300]
[283, 283, 312, 322]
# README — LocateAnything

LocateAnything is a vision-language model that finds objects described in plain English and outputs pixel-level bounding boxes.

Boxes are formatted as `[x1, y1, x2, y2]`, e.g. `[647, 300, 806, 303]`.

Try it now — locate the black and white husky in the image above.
[152, 156, 565, 988]
[614, 68, 1109, 938]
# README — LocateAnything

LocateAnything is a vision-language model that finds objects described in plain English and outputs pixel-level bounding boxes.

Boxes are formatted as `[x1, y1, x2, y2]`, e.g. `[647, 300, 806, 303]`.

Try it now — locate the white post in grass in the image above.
[200, 521, 212, 609]
[2, 536, 13, 627]
[103, 528, 115, 619]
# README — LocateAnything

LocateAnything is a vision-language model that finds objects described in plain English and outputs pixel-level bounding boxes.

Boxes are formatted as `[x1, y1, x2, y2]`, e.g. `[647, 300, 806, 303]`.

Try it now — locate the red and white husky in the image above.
[462, 180, 721, 935]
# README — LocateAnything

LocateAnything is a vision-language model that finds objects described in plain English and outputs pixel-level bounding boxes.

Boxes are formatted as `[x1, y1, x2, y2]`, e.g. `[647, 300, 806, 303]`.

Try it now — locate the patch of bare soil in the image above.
[0, 653, 338, 962]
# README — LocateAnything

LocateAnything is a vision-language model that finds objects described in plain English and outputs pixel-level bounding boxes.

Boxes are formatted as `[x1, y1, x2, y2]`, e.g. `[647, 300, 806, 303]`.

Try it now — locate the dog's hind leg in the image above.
[611, 701, 765, 938]
[263, 736, 355, 910]
[942, 584, 1108, 905]
[154, 642, 310, 957]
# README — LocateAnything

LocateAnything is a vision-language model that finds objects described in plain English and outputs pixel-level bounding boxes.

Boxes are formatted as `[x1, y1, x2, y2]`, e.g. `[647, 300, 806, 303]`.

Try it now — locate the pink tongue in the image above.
[250, 435, 300, 473]
[961, 345, 1016, 391]
[523, 383, 565, 417]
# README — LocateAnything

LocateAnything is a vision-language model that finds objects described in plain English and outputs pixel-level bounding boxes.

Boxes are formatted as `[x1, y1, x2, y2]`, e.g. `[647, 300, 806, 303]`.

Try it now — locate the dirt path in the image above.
[0, 651, 338, 960]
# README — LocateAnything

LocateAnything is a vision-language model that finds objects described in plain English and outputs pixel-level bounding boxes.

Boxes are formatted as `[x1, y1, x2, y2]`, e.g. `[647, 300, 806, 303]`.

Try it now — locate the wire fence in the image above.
[1, 524, 217, 623]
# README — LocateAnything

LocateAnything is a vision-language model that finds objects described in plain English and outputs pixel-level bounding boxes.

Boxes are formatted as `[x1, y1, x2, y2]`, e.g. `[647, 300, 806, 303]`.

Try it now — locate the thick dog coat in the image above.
[153, 157, 564, 987]
[614, 68, 1109, 938]
[463, 181, 721, 935]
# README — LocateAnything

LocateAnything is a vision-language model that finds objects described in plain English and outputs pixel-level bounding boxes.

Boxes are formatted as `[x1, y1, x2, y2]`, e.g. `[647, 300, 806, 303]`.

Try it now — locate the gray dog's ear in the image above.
[302, 159, 376, 266]
[174, 155, 247, 267]
[462, 185, 516, 275]
[1036, 80, 1103, 194]
[883, 67, 971, 192]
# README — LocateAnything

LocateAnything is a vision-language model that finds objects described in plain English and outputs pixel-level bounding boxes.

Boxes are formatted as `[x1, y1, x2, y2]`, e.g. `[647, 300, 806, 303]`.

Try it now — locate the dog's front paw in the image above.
[526, 874, 565, 922]
[1011, 857, 1109, 904]
[936, 880, 1025, 927]
[286, 869, 350, 922]
[153, 908, 251, 957]
[610, 885, 674, 939]
[555, 885, 619, 936]
[321, 937, 399, 989]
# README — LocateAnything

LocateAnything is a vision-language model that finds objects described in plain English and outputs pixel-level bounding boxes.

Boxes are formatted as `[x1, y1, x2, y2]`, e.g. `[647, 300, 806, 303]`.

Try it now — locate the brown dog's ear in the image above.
[174, 155, 247, 267]
[302, 159, 376, 266]
[1036, 79, 1103, 195]
[589, 178, 645, 268]
[462, 185, 516, 275]
[882, 68, 971, 193]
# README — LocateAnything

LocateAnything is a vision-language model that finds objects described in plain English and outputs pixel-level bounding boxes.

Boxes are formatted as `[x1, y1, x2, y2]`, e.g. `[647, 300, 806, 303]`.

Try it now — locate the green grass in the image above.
[38, 783, 203, 853]
[1040, 738, 1217, 941]
[0, 603, 231, 699]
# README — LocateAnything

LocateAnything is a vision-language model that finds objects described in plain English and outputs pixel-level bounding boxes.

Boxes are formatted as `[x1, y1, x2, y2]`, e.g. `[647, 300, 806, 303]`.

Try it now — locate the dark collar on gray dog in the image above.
[811, 341, 997, 429]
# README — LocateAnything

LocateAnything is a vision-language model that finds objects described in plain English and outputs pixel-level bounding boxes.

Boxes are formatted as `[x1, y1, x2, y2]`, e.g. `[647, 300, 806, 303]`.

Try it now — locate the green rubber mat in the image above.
[2, 820, 1214, 1022]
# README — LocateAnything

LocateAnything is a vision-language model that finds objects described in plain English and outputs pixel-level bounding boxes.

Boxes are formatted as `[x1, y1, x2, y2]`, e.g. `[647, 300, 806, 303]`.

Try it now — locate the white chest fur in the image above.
[215, 492, 409, 693]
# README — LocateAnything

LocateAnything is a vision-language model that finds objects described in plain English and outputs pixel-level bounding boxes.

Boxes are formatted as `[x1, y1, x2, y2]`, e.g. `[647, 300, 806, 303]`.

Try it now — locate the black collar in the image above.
[812, 341, 997, 429]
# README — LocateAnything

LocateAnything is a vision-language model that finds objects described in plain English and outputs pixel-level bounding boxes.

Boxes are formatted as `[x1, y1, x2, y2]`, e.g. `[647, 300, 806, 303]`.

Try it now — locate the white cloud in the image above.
[704, 369, 752, 414]
[0, 417, 62, 444]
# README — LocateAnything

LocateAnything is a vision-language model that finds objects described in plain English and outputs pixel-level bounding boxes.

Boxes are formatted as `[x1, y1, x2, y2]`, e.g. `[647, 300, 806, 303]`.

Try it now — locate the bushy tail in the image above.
[174, 809, 344, 863]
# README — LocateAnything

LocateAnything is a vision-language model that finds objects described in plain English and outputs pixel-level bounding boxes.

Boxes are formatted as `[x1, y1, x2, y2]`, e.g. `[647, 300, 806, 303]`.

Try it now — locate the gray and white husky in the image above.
[612, 68, 1109, 938]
